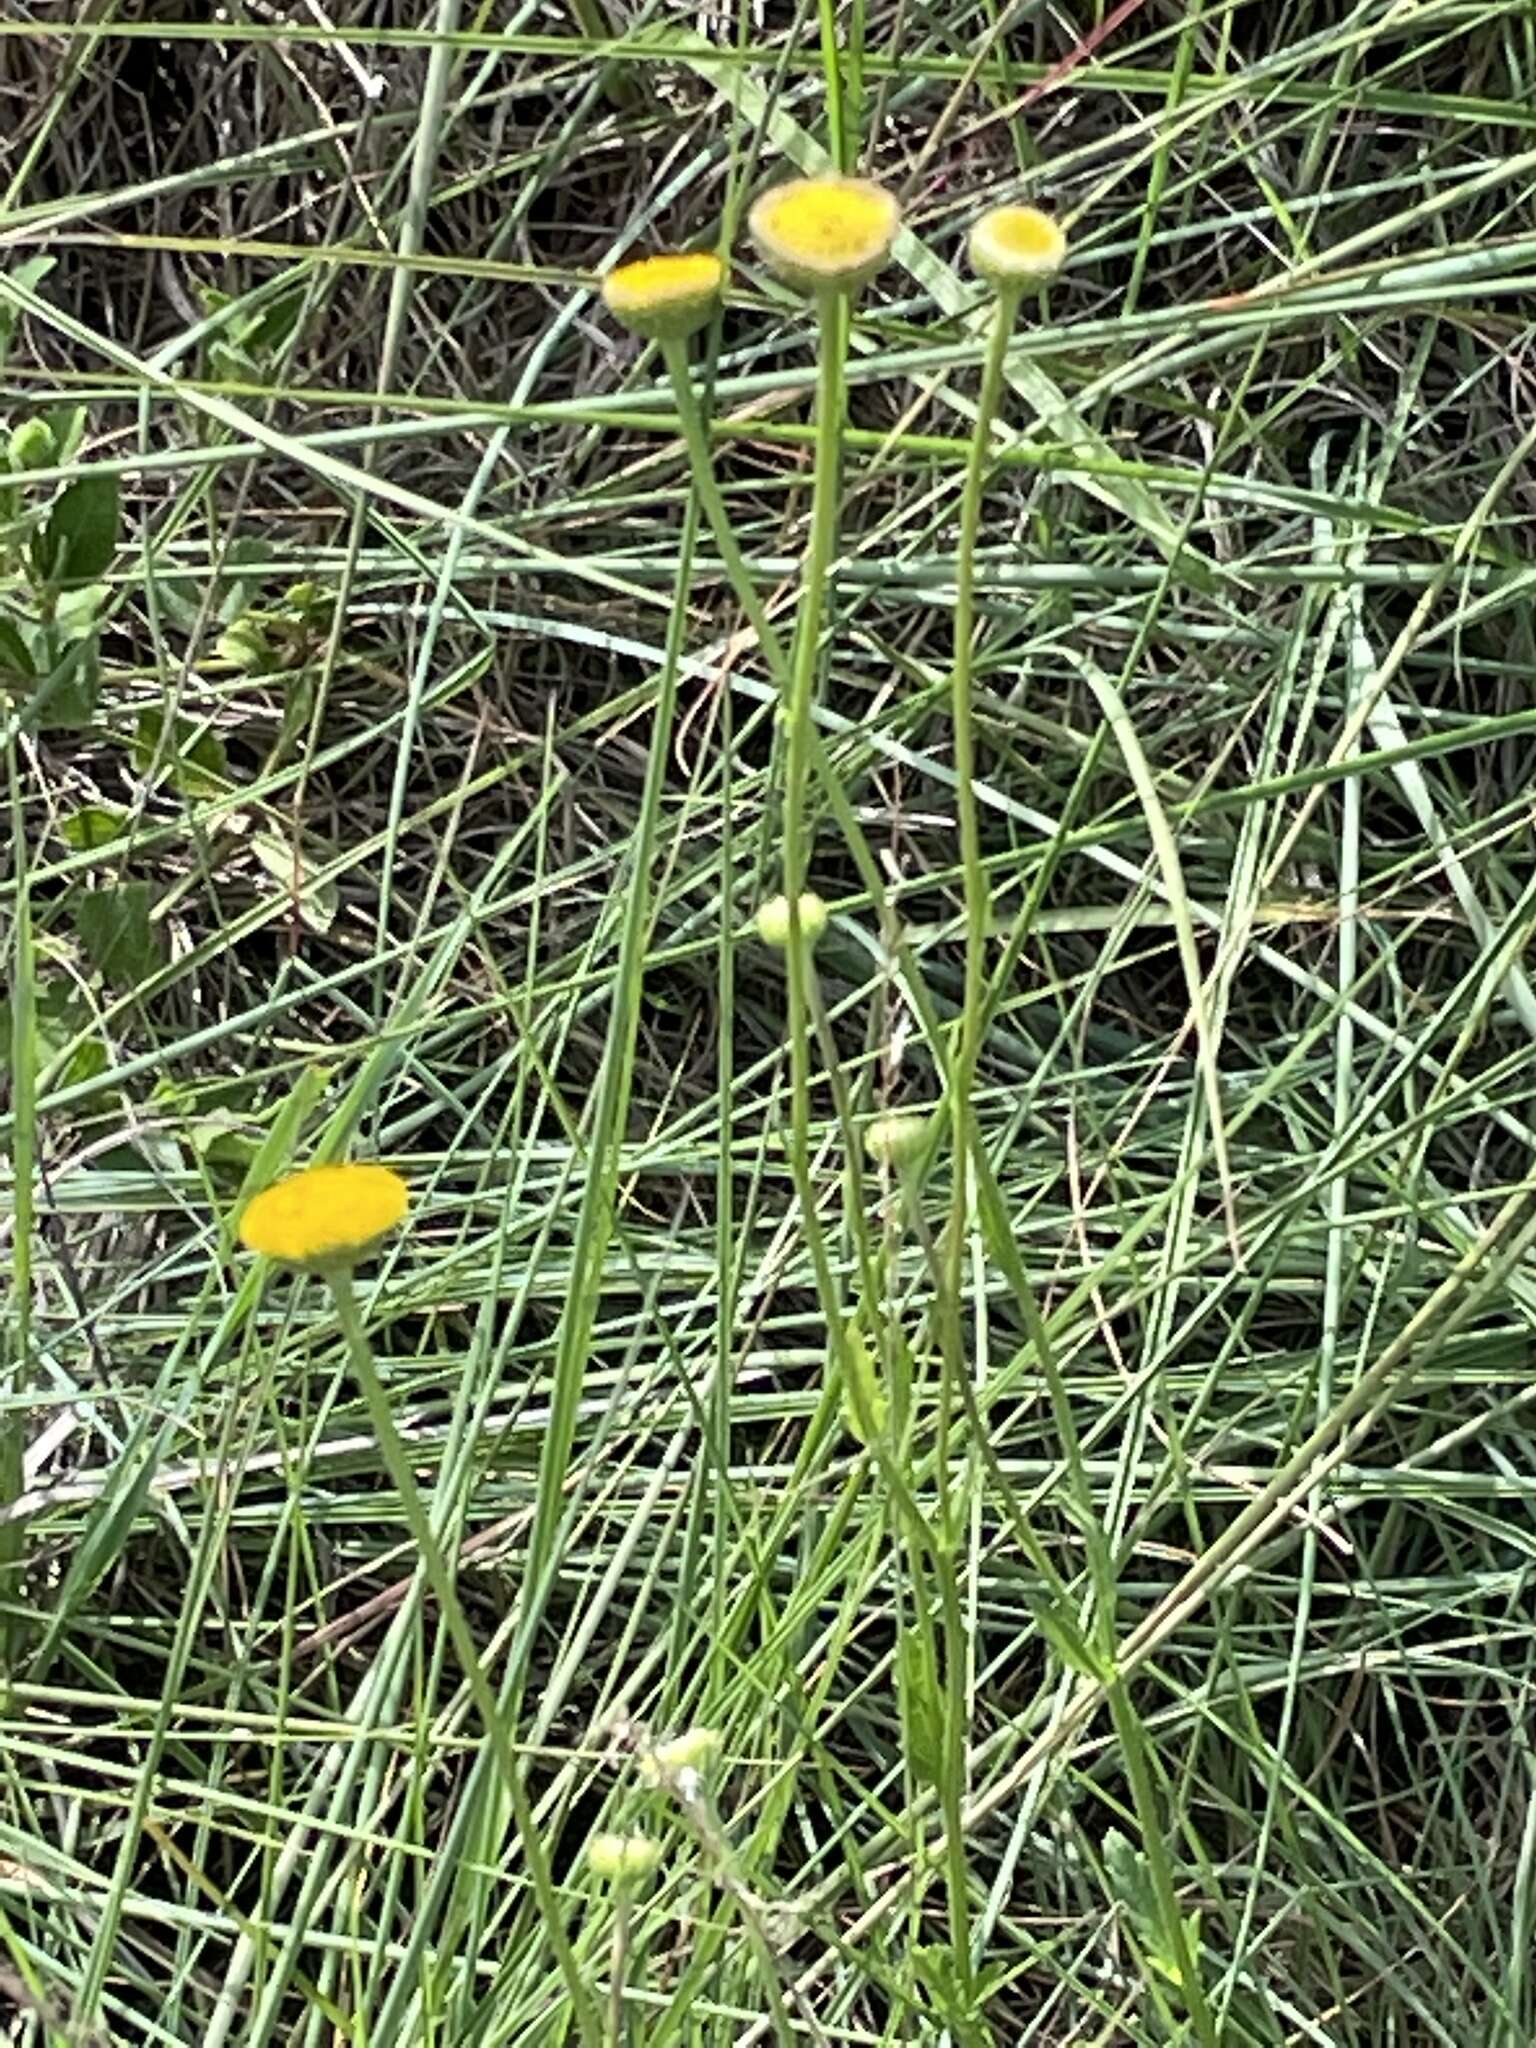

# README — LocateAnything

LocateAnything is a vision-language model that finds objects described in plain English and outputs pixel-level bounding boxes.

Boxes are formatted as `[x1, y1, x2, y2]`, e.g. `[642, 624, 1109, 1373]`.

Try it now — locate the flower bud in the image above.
[639, 1725, 722, 1786]
[8, 418, 56, 471]
[863, 1110, 931, 1168]
[968, 205, 1067, 288]
[602, 251, 727, 341]
[748, 177, 900, 294]
[755, 892, 829, 950]
[588, 1830, 664, 1882]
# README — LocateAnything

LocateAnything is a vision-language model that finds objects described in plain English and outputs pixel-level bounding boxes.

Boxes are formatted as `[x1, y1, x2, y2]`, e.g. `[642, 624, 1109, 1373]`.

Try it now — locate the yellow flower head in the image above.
[238, 1162, 409, 1271]
[748, 176, 900, 293]
[601, 250, 726, 341]
[968, 205, 1068, 288]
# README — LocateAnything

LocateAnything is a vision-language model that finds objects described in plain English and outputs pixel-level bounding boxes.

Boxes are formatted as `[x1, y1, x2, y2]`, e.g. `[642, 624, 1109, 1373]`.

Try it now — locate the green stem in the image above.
[782, 289, 848, 1297]
[661, 337, 790, 691]
[926, 284, 1029, 1997]
[607, 1882, 631, 2047]
[668, 318, 970, 1984]
[667, 324, 854, 1385]
[1, 735, 33, 1680]
[326, 1267, 601, 2048]
[661, 333, 934, 1058]
[941, 282, 1019, 1349]
[940, 289, 1216, 2042]
[1106, 1678, 1220, 2048]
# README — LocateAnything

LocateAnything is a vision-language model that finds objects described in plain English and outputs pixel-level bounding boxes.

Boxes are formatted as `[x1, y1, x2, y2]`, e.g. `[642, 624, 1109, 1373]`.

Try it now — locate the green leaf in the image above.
[32, 639, 100, 733]
[0, 614, 34, 688]
[54, 582, 109, 640]
[250, 830, 338, 934]
[60, 804, 128, 852]
[1027, 1594, 1114, 1682]
[839, 1319, 888, 1444]
[32, 471, 120, 585]
[897, 1627, 944, 1790]
[46, 406, 89, 467]
[133, 707, 229, 798]
[73, 882, 161, 986]
[0, 981, 107, 1088]
[0, 255, 54, 371]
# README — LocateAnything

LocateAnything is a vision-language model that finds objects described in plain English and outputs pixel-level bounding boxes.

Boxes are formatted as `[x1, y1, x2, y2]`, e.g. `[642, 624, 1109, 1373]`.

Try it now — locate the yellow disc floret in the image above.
[238, 1162, 409, 1271]
[968, 205, 1068, 287]
[601, 251, 726, 340]
[748, 176, 900, 293]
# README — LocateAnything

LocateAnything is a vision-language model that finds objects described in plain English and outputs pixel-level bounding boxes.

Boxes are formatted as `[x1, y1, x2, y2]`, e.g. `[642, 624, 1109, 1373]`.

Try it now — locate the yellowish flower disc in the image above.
[748, 176, 900, 293]
[968, 205, 1068, 286]
[238, 1162, 409, 1270]
[601, 250, 726, 340]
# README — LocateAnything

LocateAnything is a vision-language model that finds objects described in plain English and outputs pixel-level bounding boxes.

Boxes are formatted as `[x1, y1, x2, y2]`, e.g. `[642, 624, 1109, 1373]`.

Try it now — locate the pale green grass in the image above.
[3, 1, 1536, 2042]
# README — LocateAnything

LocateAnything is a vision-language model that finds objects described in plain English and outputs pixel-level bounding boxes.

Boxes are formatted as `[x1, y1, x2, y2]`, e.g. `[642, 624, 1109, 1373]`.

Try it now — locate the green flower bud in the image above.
[588, 1831, 664, 1882]
[864, 1110, 932, 1168]
[8, 418, 56, 471]
[639, 1725, 722, 1786]
[755, 892, 829, 949]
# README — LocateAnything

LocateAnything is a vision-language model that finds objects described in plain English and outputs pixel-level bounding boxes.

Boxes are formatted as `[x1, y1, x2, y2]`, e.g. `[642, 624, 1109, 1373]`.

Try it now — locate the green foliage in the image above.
[0, 981, 107, 1088]
[31, 471, 119, 586]
[132, 706, 229, 797]
[72, 881, 161, 986]
[2, 10, 1535, 2047]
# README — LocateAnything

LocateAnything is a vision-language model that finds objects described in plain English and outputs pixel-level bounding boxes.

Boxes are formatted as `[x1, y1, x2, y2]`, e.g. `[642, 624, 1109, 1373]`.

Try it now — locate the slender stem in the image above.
[661, 337, 789, 690]
[1, 734, 33, 1679]
[663, 329, 851, 1386]
[325, 1267, 601, 2048]
[606, 1882, 631, 2047]
[1106, 1680, 1221, 2048]
[668, 315, 972, 1986]
[923, 285, 1027, 1995]
[941, 282, 1019, 1339]
[783, 289, 848, 1286]
[939, 290, 1219, 2039]
[662, 334, 939, 1079]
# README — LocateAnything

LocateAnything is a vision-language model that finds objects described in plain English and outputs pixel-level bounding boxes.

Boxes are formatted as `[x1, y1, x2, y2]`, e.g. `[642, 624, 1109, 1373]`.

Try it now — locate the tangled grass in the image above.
[3, 1, 1536, 2041]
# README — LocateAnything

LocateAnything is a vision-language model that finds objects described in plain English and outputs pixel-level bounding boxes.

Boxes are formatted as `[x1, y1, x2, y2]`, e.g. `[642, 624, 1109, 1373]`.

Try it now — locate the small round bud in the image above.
[601, 251, 727, 341]
[863, 1110, 931, 1168]
[748, 176, 900, 294]
[588, 1831, 664, 1882]
[8, 418, 56, 471]
[754, 892, 829, 950]
[283, 580, 326, 614]
[967, 205, 1068, 288]
[639, 1725, 722, 1786]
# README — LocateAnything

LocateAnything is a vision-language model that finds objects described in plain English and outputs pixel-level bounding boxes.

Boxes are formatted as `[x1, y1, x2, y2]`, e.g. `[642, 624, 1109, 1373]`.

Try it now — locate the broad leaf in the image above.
[33, 471, 120, 585]
[73, 882, 161, 986]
